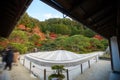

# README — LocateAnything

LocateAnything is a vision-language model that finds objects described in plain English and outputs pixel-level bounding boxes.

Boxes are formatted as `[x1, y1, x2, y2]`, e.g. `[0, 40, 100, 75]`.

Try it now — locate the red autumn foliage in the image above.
[0, 40, 9, 47]
[17, 25, 46, 46]
[34, 42, 42, 47]
[18, 25, 46, 41]
[49, 32, 57, 39]
[18, 24, 26, 30]
[93, 35, 103, 40]
[18, 24, 31, 31]
[32, 26, 46, 40]
[0, 25, 46, 49]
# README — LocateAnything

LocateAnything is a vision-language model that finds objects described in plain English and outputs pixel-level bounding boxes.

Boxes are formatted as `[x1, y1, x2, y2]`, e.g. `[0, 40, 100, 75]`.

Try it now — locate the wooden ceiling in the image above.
[41, 0, 120, 39]
[0, 0, 32, 37]
[0, 0, 119, 39]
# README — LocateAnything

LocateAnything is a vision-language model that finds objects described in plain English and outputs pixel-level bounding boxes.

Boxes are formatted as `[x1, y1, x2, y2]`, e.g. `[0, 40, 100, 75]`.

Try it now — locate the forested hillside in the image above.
[0, 13, 108, 54]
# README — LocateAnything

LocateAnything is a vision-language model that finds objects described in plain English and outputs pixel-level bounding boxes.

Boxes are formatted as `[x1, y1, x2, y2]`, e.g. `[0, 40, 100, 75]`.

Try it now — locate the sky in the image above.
[26, 0, 63, 21]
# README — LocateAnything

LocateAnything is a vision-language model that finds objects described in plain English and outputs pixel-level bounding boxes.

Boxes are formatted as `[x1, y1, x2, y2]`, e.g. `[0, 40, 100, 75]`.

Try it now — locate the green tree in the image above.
[54, 36, 69, 50]
[9, 43, 27, 54]
[9, 30, 28, 43]
[83, 28, 96, 37]
[39, 39, 57, 51]
[42, 18, 86, 36]
[48, 65, 65, 80]
[29, 34, 40, 43]
[66, 35, 90, 53]
[18, 12, 40, 29]
[50, 24, 71, 35]
[90, 38, 104, 51]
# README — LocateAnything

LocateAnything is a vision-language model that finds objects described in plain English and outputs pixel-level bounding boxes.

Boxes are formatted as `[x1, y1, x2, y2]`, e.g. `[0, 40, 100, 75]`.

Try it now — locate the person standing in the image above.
[4, 46, 14, 70]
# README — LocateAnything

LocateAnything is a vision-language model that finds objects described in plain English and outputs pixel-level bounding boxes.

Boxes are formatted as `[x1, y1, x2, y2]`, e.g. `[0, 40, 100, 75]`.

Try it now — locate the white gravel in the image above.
[75, 60, 111, 80]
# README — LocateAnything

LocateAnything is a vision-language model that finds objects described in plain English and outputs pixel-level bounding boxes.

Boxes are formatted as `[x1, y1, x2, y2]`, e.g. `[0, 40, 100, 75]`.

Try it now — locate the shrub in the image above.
[9, 43, 27, 54]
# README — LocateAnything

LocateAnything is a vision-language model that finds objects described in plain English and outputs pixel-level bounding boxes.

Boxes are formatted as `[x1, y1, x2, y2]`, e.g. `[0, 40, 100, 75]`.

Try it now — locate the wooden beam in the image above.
[84, 5, 113, 20]
[91, 14, 115, 26]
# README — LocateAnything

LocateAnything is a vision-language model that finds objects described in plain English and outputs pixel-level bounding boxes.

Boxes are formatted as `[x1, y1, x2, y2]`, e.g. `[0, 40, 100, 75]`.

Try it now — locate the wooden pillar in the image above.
[23, 58, 25, 66]
[30, 61, 32, 72]
[88, 60, 90, 68]
[110, 36, 120, 72]
[44, 69, 46, 80]
[66, 69, 69, 80]
[96, 56, 98, 62]
[81, 64, 83, 74]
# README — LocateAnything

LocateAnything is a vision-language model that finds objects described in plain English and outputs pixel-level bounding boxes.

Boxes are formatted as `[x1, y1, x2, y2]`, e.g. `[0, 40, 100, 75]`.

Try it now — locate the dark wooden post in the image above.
[88, 60, 90, 68]
[30, 61, 32, 72]
[96, 56, 98, 62]
[44, 69, 46, 80]
[81, 64, 83, 74]
[66, 69, 69, 80]
[23, 58, 25, 66]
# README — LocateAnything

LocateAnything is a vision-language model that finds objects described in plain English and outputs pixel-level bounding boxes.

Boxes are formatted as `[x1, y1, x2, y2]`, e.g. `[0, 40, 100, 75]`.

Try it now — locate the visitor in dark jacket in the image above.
[4, 47, 14, 70]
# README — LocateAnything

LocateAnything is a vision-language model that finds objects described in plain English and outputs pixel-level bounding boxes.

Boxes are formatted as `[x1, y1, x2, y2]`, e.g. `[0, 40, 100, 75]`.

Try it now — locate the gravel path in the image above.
[75, 60, 111, 80]
[8, 62, 39, 80]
